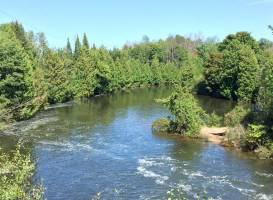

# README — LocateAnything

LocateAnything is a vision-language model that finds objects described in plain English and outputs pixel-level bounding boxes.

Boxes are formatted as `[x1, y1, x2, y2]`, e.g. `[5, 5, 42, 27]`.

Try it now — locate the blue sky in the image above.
[0, 0, 272, 48]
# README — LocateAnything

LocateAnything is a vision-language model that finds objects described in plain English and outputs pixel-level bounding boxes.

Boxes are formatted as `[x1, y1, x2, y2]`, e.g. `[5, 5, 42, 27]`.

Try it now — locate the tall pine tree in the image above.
[66, 38, 72, 56]
[74, 35, 81, 58]
[83, 33, 89, 49]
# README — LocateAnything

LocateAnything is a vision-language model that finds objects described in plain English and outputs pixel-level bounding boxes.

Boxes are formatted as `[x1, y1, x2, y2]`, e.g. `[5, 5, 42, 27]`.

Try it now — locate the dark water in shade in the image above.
[1, 87, 273, 200]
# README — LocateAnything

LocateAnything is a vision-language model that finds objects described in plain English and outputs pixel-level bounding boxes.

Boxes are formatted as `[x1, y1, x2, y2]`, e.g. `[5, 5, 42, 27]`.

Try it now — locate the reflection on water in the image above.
[0, 87, 273, 200]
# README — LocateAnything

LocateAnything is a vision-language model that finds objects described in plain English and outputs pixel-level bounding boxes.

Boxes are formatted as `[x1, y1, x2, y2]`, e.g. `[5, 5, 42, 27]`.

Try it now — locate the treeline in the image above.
[0, 21, 202, 125]
[158, 28, 273, 158]
[199, 30, 273, 156]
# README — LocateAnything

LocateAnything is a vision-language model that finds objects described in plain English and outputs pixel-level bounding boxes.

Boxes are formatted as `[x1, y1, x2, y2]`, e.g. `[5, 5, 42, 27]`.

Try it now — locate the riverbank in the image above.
[152, 118, 273, 159]
[199, 127, 227, 144]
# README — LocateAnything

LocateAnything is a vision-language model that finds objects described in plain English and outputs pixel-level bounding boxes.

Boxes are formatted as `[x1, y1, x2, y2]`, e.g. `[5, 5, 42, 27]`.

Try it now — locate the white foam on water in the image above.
[189, 171, 205, 178]
[137, 158, 170, 185]
[137, 165, 169, 185]
[256, 172, 273, 178]
[251, 181, 265, 188]
[25, 117, 59, 130]
[38, 140, 94, 152]
[177, 183, 192, 193]
[138, 158, 164, 167]
[255, 193, 273, 200]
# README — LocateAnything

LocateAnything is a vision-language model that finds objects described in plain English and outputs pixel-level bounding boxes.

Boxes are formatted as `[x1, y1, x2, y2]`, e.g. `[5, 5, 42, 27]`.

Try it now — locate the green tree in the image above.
[221, 40, 259, 101]
[42, 50, 71, 103]
[74, 35, 81, 58]
[0, 31, 32, 120]
[70, 48, 98, 97]
[82, 33, 90, 49]
[66, 38, 73, 56]
[203, 40, 260, 101]
[165, 87, 205, 136]
[219, 32, 260, 53]
[257, 52, 273, 124]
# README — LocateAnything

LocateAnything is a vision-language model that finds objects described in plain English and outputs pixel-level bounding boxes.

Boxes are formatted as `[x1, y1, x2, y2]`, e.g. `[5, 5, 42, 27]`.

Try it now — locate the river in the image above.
[1, 87, 273, 200]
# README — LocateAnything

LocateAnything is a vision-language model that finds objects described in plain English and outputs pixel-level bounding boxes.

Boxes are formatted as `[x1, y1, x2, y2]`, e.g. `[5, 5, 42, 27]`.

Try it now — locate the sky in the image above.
[0, 0, 272, 48]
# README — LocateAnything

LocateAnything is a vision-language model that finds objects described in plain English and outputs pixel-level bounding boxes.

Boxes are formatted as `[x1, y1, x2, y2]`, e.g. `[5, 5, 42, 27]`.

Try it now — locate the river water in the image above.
[1, 87, 273, 200]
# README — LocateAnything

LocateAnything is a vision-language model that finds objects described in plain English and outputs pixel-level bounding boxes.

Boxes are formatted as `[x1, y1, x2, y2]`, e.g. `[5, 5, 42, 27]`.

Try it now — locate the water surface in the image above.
[1, 87, 273, 200]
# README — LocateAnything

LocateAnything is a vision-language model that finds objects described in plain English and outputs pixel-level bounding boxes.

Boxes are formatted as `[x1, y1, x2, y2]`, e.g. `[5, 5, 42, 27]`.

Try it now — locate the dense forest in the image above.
[0, 21, 202, 127]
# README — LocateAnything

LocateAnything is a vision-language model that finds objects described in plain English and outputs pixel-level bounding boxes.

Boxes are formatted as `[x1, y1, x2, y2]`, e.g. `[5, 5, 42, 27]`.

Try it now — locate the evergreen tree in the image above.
[83, 33, 89, 49]
[74, 35, 81, 58]
[66, 38, 73, 56]
[42, 50, 71, 103]
[0, 31, 32, 119]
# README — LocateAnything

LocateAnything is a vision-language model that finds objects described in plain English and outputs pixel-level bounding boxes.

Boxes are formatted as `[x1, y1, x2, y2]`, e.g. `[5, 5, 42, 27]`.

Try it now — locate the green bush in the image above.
[207, 112, 223, 127]
[165, 87, 205, 136]
[224, 104, 250, 127]
[152, 118, 170, 134]
[245, 124, 267, 150]
[0, 145, 44, 200]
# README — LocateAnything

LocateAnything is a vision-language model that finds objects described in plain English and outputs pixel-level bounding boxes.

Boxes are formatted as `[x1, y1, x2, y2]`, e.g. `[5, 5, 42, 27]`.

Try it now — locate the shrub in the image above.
[245, 124, 267, 150]
[165, 87, 205, 136]
[224, 124, 246, 148]
[0, 145, 44, 200]
[224, 104, 250, 127]
[207, 112, 223, 127]
[152, 118, 170, 134]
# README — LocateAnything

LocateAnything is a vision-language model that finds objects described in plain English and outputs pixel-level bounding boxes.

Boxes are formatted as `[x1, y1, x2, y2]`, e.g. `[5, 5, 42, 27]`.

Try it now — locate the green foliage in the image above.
[245, 124, 267, 150]
[197, 42, 218, 64]
[0, 30, 33, 120]
[165, 87, 205, 136]
[166, 188, 187, 200]
[257, 52, 273, 124]
[0, 145, 44, 200]
[202, 52, 224, 97]
[74, 35, 81, 58]
[202, 34, 260, 101]
[70, 48, 98, 97]
[152, 118, 170, 133]
[66, 38, 73, 56]
[218, 32, 260, 53]
[43, 50, 72, 103]
[207, 112, 222, 127]
[224, 104, 250, 127]
[82, 33, 90, 49]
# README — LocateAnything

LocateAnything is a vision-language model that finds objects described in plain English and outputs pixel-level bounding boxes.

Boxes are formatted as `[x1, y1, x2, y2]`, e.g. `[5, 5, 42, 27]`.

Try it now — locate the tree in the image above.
[10, 21, 34, 57]
[203, 52, 224, 97]
[0, 31, 32, 119]
[82, 33, 89, 49]
[66, 38, 73, 56]
[203, 39, 260, 101]
[269, 25, 273, 34]
[219, 32, 260, 53]
[42, 50, 71, 103]
[257, 52, 273, 124]
[221, 40, 260, 101]
[165, 87, 205, 136]
[197, 42, 218, 64]
[70, 48, 98, 97]
[74, 35, 81, 58]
